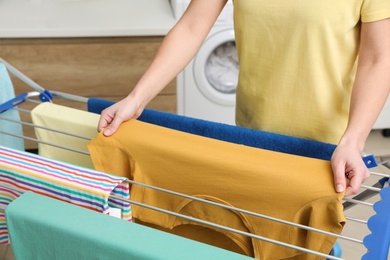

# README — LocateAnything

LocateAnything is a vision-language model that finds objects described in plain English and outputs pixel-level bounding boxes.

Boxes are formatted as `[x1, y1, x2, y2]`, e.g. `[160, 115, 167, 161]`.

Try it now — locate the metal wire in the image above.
[342, 198, 374, 207]
[0, 86, 387, 259]
[344, 216, 368, 224]
[0, 104, 380, 244]
[111, 194, 345, 260]
[0, 114, 92, 141]
[0, 182, 345, 260]
[124, 179, 363, 244]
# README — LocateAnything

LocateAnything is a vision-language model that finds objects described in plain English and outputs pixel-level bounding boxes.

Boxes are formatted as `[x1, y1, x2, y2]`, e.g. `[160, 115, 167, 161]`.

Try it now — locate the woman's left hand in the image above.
[331, 143, 370, 197]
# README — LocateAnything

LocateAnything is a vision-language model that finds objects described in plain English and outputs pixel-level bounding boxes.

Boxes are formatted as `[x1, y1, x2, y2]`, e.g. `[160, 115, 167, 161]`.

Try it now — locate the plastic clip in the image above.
[362, 154, 378, 169]
[379, 177, 390, 188]
[0, 93, 28, 114]
[0, 90, 51, 114]
[39, 90, 53, 102]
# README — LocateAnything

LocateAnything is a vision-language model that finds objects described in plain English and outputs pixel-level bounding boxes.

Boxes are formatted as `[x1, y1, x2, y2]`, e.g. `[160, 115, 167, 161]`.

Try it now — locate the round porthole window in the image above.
[193, 28, 238, 106]
[205, 41, 238, 94]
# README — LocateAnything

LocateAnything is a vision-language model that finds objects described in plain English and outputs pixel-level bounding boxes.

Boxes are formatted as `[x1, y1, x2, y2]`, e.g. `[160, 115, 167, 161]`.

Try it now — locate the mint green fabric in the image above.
[5, 191, 251, 260]
[0, 63, 24, 151]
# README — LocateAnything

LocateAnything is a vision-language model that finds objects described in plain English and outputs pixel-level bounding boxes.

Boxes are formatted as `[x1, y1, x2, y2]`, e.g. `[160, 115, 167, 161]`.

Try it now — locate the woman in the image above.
[98, 0, 390, 197]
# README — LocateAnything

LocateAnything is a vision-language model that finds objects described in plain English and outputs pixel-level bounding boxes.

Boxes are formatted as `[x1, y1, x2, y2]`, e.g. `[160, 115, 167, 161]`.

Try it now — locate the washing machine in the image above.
[373, 96, 390, 135]
[171, 0, 238, 125]
[171, 0, 390, 131]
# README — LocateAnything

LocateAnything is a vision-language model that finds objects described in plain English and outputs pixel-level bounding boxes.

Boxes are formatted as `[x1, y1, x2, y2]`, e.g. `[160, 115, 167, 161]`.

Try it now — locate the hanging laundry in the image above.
[0, 146, 131, 244]
[6, 191, 250, 260]
[88, 119, 346, 260]
[0, 187, 19, 244]
[87, 98, 336, 161]
[0, 63, 24, 151]
[31, 102, 100, 169]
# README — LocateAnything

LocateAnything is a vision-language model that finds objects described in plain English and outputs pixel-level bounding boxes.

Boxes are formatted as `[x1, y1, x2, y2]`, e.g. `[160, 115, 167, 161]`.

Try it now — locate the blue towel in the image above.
[0, 63, 24, 151]
[88, 98, 336, 161]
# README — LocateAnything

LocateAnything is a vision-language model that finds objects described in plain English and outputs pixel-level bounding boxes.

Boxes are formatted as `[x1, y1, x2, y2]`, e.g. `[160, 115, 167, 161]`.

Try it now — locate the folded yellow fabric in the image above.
[88, 119, 346, 260]
[31, 102, 99, 168]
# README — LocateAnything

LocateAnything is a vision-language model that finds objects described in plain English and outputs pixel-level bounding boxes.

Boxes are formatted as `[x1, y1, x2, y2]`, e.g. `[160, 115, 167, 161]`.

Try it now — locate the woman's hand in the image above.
[97, 96, 143, 136]
[332, 18, 390, 197]
[331, 142, 370, 197]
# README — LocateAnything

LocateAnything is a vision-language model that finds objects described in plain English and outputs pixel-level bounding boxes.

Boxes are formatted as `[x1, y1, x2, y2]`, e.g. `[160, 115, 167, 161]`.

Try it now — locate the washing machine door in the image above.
[193, 28, 238, 106]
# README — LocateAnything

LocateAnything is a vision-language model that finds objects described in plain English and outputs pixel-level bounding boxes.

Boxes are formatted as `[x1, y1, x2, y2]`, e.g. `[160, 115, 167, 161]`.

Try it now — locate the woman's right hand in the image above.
[97, 0, 227, 136]
[97, 96, 144, 136]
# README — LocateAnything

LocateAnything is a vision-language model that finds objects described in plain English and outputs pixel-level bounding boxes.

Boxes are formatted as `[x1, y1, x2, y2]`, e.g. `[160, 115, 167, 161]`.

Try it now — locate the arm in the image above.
[98, 0, 228, 136]
[332, 18, 390, 196]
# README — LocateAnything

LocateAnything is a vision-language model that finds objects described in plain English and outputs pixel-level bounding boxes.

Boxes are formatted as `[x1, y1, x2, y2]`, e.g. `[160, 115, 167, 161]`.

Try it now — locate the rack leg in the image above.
[382, 129, 390, 137]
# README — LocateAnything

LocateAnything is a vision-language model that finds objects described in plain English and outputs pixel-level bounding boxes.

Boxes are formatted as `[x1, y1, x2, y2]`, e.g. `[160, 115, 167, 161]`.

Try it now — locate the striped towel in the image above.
[0, 146, 131, 244]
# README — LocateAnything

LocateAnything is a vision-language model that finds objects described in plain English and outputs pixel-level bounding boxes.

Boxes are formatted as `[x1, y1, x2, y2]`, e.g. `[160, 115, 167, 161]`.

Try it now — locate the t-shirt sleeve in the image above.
[87, 132, 134, 179]
[361, 0, 390, 22]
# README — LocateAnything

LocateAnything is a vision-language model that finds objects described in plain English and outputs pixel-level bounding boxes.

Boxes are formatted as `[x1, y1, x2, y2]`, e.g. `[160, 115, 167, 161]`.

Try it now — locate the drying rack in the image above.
[1, 57, 390, 259]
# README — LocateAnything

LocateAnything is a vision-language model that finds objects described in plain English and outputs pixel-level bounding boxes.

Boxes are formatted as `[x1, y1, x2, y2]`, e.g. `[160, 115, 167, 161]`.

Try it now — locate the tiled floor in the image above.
[0, 245, 13, 260]
[338, 130, 390, 259]
[0, 130, 389, 260]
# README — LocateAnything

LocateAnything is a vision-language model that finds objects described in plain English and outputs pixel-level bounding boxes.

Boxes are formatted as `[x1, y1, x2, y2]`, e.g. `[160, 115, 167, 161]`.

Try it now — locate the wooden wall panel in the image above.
[0, 37, 177, 149]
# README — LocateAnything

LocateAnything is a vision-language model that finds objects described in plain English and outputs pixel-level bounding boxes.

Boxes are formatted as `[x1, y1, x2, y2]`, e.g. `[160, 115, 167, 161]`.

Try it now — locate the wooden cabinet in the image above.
[0, 37, 176, 149]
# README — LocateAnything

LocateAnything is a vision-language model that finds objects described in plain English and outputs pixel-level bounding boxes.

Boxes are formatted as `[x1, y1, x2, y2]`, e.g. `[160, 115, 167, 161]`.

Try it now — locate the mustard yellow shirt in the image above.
[233, 0, 390, 144]
[88, 120, 345, 259]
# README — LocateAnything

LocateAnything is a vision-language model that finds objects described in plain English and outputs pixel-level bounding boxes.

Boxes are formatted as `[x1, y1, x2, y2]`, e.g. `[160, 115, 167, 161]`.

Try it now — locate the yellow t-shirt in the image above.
[88, 119, 345, 259]
[233, 0, 390, 144]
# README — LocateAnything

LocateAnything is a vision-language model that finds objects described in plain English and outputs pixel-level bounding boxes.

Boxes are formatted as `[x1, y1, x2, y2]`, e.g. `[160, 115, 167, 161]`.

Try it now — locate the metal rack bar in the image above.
[0, 58, 46, 94]
[0, 182, 345, 260]
[1, 73, 388, 258]
[124, 179, 363, 244]
[111, 194, 345, 260]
